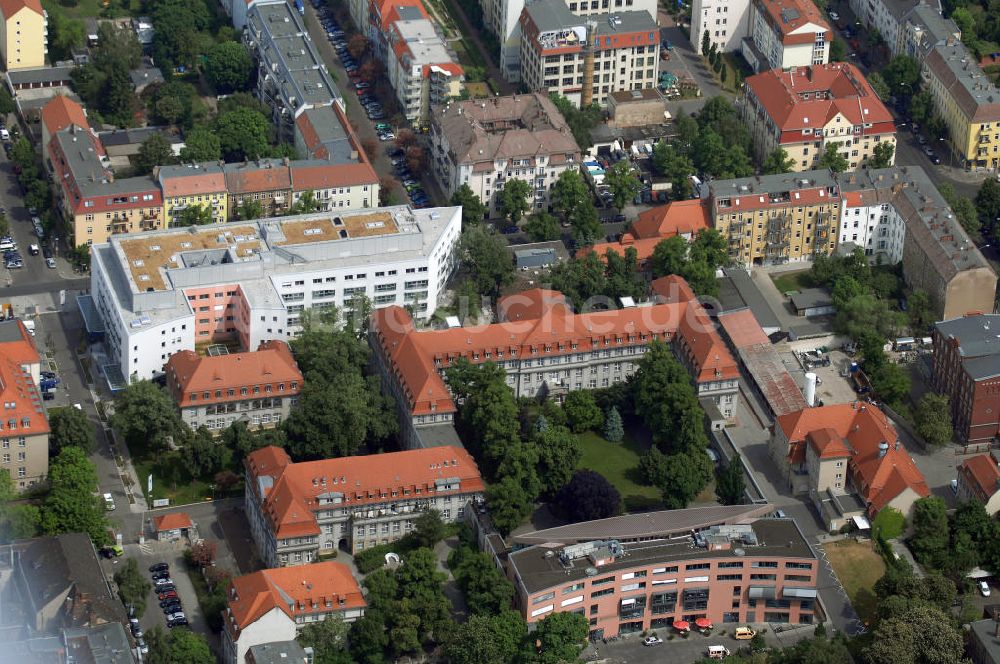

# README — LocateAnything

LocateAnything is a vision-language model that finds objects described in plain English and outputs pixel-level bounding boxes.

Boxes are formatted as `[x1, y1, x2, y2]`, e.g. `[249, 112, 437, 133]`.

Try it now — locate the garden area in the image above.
[771, 270, 814, 295]
[576, 429, 661, 512]
[823, 538, 886, 624]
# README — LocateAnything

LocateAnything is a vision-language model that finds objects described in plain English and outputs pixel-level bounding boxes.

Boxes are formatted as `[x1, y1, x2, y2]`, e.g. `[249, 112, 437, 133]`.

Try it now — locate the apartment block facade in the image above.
[708, 171, 842, 266]
[741, 0, 830, 72]
[158, 164, 229, 227]
[369, 277, 739, 449]
[742, 64, 896, 172]
[164, 340, 303, 433]
[0, 320, 48, 490]
[0, 0, 46, 71]
[244, 445, 485, 564]
[923, 44, 1000, 171]
[386, 18, 464, 125]
[690, 0, 750, 54]
[518, 0, 659, 108]
[222, 562, 365, 664]
[506, 520, 818, 639]
[89, 205, 461, 380]
[933, 314, 1000, 445]
[429, 94, 582, 218]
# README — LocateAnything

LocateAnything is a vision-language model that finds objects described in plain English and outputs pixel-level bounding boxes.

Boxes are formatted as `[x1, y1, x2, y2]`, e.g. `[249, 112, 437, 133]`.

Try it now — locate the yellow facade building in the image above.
[709, 170, 842, 266]
[0, 0, 46, 70]
[924, 44, 1000, 170]
[157, 164, 229, 227]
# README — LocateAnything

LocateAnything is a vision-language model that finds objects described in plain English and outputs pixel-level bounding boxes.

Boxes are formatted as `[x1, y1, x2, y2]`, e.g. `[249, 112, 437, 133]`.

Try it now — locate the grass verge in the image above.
[576, 430, 661, 512]
[824, 539, 886, 625]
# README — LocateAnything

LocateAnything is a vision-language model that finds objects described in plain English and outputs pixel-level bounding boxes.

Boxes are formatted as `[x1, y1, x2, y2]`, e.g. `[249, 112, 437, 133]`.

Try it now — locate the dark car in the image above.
[42, 246, 52, 259]
[161, 604, 182, 614]
[151, 570, 171, 581]
[156, 584, 176, 594]
[167, 617, 189, 628]
[160, 598, 182, 610]
[149, 562, 169, 573]
[613, 214, 626, 222]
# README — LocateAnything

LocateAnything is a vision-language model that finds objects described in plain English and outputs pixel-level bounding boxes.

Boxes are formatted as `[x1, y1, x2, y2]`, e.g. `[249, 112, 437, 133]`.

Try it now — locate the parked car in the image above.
[46, 257, 56, 269]
[158, 590, 178, 601]
[42, 246, 52, 259]
[981, 581, 992, 597]
[151, 570, 171, 581]
[136, 638, 149, 655]
[156, 586, 176, 596]
[643, 636, 663, 646]
[149, 562, 169, 573]
[167, 617, 189, 628]
[161, 601, 182, 611]
[100, 545, 124, 558]
[154, 577, 174, 587]
[103, 493, 115, 511]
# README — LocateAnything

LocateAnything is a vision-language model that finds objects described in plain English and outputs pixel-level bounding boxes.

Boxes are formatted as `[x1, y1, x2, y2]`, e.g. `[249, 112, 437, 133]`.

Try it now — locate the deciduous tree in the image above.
[215, 107, 271, 161]
[522, 211, 560, 242]
[562, 390, 603, 433]
[909, 496, 950, 568]
[659, 447, 713, 509]
[715, 454, 745, 505]
[41, 447, 108, 544]
[49, 406, 95, 454]
[534, 425, 581, 495]
[179, 127, 221, 163]
[551, 170, 591, 219]
[818, 142, 849, 172]
[450, 183, 487, 226]
[762, 148, 796, 174]
[146, 625, 214, 664]
[204, 41, 254, 94]
[556, 470, 621, 522]
[521, 612, 588, 664]
[111, 380, 184, 451]
[176, 204, 214, 227]
[115, 558, 152, 617]
[443, 611, 524, 664]
[868, 141, 895, 168]
[604, 160, 642, 210]
[915, 393, 952, 446]
[135, 133, 175, 175]
[486, 475, 533, 536]
[460, 225, 514, 299]
[499, 178, 531, 224]
[298, 617, 352, 664]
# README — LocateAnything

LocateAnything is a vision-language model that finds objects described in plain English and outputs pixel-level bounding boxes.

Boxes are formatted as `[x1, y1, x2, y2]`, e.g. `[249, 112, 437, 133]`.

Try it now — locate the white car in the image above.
[103, 492, 115, 511]
[829, 11, 840, 20]
[981, 581, 991, 597]
[643, 636, 663, 646]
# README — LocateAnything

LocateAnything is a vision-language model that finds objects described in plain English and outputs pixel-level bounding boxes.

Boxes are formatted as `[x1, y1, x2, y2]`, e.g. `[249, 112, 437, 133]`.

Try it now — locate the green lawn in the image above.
[771, 270, 814, 295]
[576, 430, 662, 512]
[824, 539, 886, 625]
[44, 0, 140, 20]
[126, 433, 215, 507]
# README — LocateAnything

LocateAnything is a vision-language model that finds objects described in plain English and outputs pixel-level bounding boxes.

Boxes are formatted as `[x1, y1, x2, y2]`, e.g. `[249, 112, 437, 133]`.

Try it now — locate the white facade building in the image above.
[741, 0, 831, 72]
[89, 205, 462, 381]
[690, 0, 751, 54]
[484, 0, 657, 81]
[838, 170, 907, 262]
[386, 19, 464, 125]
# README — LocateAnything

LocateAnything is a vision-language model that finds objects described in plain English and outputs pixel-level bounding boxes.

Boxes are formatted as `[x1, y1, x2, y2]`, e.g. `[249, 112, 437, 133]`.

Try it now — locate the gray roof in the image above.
[247, 1, 341, 114]
[63, 624, 137, 664]
[6, 66, 75, 87]
[709, 169, 841, 212]
[907, 4, 959, 51]
[509, 519, 814, 595]
[970, 618, 1000, 664]
[247, 641, 311, 664]
[719, 268, 783, 331]
[924, 43, 1000, 123]
[393, 19, 459, 67]
[17, 533, 125, 629]
[511, 504, 772, 545]
[414, 423, 464, 448]
[129, 65, 164, 89]
[0, 319, 27, 344]
[298, 107, 354, 163]
[790, 288, 833, 311]
[524, 0, 657, 37]
[935, 314, 1000, 359]
[99, 126, 178, 148]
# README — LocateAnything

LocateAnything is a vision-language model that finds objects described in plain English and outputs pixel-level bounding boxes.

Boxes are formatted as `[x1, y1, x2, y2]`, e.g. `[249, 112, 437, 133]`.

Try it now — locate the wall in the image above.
[2, 7, 46, 71]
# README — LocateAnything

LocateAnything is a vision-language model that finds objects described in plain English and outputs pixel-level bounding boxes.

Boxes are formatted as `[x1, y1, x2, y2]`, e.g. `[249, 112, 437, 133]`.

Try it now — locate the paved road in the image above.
[304, 2, 413, 204]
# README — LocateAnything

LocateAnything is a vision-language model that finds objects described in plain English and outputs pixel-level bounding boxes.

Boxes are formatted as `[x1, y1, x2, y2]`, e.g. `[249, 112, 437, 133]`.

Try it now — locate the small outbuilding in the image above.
[153, 512, 193, 541]
[790, 288, 835, 317]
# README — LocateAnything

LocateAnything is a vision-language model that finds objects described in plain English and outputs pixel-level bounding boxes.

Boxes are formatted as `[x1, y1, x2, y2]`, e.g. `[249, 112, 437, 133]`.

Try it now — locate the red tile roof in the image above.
[164, 341, 303, 409]
[153, 512, 193, 531]
[245, 445, 484, 539]
[0, 0, 42, 19]
[961, 454, 1000, 499]
[372, 280, 737, 416]
[756, 0, 830, 42]
[158, 169, 227, 198]
[226, 562, 365, 639]
[717, 309, 770, 348]
[807, 428, 851, 459]
[290, 162, 378, 191]
[0, 320, 47, 438]
[778, 404, 930, 513]
[224, 163, 292, 194]
[580, 200, 710, 263]
[41, 96, 88, 140]
[746, 64, 894, 141]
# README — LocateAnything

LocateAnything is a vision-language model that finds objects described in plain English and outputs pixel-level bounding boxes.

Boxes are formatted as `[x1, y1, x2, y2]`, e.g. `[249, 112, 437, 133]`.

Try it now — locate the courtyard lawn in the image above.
[576, 430, 662, 512]
[771, 270, 814, 295]
[823, 539, 886, 625]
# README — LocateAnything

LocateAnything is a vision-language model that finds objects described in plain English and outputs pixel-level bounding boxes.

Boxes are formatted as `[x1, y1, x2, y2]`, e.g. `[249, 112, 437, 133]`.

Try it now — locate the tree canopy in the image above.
[555, 470, 621, 522]
[40, 447, 108, 544]
[49, 406, 96, 455]
[204, 41, 254, 94]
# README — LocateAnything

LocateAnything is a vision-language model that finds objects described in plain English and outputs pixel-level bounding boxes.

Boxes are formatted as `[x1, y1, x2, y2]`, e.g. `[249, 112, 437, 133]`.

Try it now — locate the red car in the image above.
[158, 590, 178, 601]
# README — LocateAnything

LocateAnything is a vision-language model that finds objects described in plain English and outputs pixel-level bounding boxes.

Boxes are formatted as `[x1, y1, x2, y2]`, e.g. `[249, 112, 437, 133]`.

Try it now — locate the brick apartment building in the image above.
[932, 314, 1000, 445]
[742, 63, 896, 172]
[957, 454, 1000, 515]
[163, 341, 303, 433]
[243, 445, 484, 565]
[369, 276, 738, 449]
[505, 518, 818, 639]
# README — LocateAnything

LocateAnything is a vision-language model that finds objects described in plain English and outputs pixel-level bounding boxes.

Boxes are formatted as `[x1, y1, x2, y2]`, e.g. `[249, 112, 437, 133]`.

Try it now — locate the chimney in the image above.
[878, 441, 889, 458]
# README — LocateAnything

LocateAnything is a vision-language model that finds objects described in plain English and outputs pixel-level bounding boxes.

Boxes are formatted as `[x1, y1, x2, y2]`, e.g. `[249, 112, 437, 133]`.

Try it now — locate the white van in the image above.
[707, 645, 731, 659]
[1, 129, 11, 141]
